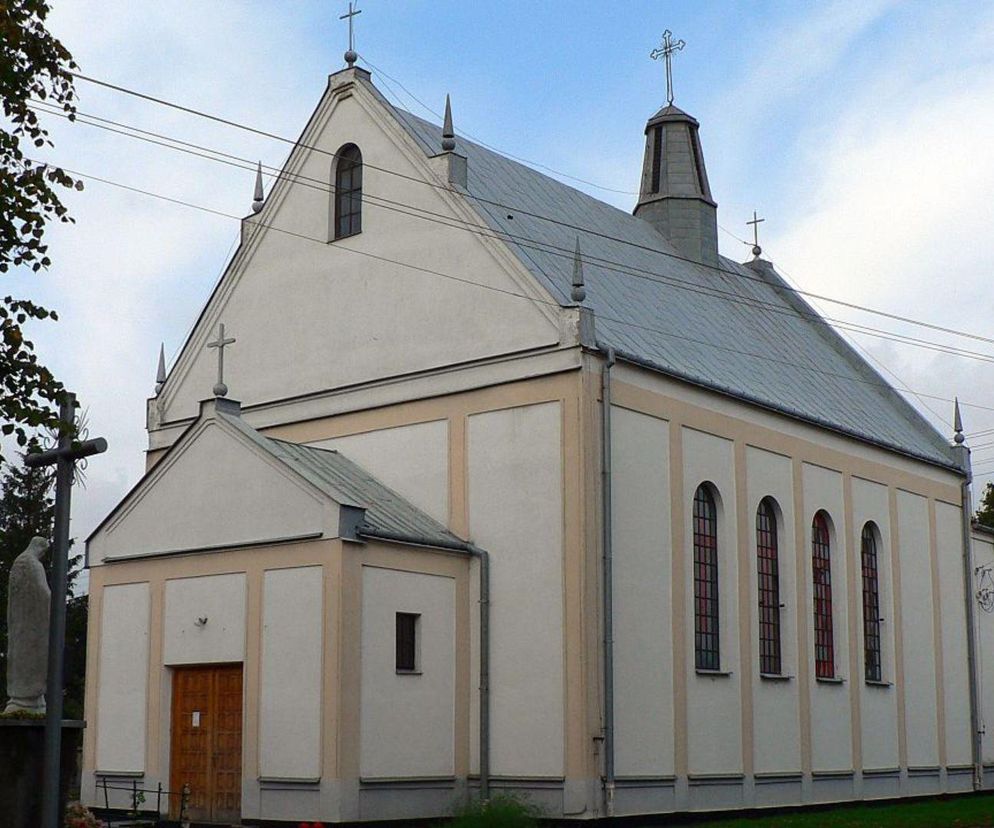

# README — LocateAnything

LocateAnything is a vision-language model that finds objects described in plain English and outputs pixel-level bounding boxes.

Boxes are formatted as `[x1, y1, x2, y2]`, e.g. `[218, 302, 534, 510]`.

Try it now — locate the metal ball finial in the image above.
[213, 382, 228, 398]
[752, 244, 762, 258]
[955, 430, 965, 445]
[345, 49, 358, 67]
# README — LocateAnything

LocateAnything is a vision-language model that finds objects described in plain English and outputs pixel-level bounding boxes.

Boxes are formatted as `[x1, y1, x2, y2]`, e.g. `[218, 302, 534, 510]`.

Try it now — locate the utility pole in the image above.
[25, 392, 106, 828]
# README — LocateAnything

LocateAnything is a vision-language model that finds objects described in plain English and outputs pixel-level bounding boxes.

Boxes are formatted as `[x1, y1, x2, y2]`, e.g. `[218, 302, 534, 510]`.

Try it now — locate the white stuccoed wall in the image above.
[803, 463, 852, 772]
[851, 477, 899, 771]
[682, 426, 741, 775]
[359, 566, 456, 778]
[748, 447, 801, 774]
[160, 77, 559, 425]
[91, 421, 328, 561]
[163, 573, 246, 665]
[309, 419, 449, 525]
[896, 490, 939, 767]
[611, 406, 673, 777]
[259, 566, 324, 780]
[95, 582, 150, 772]
[468, 401, 564, 778]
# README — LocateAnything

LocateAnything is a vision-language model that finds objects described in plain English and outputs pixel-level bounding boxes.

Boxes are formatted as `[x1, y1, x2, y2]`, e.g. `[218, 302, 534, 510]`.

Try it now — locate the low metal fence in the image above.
[94, 778, 191, 826]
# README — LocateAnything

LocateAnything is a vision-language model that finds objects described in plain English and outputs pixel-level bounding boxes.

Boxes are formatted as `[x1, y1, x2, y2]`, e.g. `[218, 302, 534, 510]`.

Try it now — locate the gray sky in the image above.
[8, 1, 994, 569]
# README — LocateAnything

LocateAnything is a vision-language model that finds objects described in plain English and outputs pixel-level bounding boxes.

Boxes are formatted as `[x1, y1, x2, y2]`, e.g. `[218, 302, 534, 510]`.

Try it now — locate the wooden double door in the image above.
[170, 664, 243, 823]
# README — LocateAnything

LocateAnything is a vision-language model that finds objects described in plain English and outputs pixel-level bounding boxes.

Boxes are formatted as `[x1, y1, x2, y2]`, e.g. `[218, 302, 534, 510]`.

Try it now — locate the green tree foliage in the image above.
[976, 481, 994, 530]
[0, 0, 82, 459]
[0, 440, 86, 717]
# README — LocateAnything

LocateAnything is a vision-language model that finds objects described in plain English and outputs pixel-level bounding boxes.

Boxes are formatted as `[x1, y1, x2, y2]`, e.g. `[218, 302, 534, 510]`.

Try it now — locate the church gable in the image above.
[88, 408, 333, 563]
[156, 68, 561, 427]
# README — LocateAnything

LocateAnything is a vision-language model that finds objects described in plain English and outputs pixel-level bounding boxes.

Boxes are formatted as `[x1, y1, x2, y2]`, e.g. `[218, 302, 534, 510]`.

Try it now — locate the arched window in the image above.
[812, 511, 835, 679]
[861, 523, 883, 682]
[693, 484, 720, 670]
[756, 498, 782, 675]
[334, 144, 362, 239]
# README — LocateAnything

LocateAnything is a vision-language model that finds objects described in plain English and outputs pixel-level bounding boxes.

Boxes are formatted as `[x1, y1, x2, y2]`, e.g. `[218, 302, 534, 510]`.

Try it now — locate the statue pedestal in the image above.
[0, 719, 84, 828]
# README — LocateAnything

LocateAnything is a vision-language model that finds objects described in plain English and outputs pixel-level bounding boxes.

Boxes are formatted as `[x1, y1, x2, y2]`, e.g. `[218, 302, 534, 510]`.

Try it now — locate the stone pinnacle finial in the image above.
[442, 94, 456, 152]
[571, 237, 586, 304]
[154, 343, 166, 395]
[252, 162, 265, 214]
[954, 397, 965, 445]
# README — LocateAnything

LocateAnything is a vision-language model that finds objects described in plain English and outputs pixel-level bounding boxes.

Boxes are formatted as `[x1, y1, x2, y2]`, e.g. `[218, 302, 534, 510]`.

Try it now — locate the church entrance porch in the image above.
[169, 664, 243, 823]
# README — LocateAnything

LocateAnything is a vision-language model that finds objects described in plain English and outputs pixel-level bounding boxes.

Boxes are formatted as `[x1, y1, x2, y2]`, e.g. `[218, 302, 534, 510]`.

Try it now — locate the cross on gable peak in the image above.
[207, 322, 236, 398]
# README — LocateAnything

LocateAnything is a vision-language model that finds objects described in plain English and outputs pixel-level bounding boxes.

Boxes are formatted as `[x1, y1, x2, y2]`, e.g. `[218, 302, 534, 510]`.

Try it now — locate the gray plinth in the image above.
[0, 719, 84, 828]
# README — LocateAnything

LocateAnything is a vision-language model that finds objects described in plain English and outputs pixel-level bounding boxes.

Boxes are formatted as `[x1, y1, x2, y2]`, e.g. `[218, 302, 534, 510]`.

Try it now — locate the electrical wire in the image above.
[65, 71, 994, 350]
[30, 154, 994, 422]
[28, 99, 994, 367]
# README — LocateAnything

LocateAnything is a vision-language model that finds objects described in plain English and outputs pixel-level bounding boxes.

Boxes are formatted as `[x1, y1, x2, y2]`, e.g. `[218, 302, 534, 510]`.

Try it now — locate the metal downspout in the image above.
[355, 527, 490, 801]
[468, 544, 491, 802]
[601, 347, 617, 816]
[955, 445, 984, 789]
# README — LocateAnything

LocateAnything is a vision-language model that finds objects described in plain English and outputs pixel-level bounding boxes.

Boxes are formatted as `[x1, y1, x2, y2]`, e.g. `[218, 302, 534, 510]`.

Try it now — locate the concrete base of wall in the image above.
[0, 719, 84, 828]
[85, 767, 984, 823]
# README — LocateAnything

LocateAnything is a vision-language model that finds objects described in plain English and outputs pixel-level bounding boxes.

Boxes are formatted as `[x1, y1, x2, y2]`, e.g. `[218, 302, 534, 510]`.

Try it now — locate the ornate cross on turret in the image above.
[651, 30, 686, 106]
[341, 1, 361, 67]
[747, 210, 765, 258]
[207, 322, 236, 397]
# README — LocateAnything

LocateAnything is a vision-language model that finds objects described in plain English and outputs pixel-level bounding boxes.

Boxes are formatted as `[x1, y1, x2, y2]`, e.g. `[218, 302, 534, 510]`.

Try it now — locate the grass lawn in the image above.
[639, 793, 994, 827]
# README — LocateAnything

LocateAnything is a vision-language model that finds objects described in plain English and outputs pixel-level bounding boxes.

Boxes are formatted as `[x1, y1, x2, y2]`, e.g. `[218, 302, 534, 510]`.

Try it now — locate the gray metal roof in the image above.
[375, 86, 958, 471]
[219, 410, 463, 548]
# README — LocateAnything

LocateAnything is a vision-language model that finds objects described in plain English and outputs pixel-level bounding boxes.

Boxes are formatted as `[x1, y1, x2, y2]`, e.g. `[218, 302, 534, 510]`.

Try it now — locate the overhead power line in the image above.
[29, 98, 994, 368]
[66, 71, 994, 351]
[28, 155, 994, 427]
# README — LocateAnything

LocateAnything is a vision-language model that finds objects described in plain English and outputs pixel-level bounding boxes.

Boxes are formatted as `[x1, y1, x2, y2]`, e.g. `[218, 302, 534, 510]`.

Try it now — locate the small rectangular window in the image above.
[396, 612, 420, 673]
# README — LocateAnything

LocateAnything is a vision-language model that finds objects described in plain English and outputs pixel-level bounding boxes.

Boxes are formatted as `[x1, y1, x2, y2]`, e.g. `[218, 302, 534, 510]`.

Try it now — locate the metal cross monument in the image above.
[341, 1, 361, 67]
[650, 30, 686, 106]
[208, 322, 236, 397]
[25, 393, 107, 828]
[747, 210, 765, 258]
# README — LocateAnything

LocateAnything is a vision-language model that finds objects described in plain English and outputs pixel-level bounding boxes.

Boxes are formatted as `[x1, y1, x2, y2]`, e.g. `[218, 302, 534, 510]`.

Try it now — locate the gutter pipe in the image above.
[356, 526, 490, 801]
[953, 448, 984, 790]
[600, 346, 617, 816]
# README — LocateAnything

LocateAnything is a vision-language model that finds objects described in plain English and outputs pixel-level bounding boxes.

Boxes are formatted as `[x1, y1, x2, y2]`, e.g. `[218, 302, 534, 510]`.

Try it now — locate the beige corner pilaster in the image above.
[145, 578, 164, 777]
[82, 570, 104, 774]
[562, 388, 588, 781]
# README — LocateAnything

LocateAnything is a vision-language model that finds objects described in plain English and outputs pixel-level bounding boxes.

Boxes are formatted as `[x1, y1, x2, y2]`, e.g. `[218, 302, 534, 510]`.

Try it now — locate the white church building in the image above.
[81, 48, 994, 824]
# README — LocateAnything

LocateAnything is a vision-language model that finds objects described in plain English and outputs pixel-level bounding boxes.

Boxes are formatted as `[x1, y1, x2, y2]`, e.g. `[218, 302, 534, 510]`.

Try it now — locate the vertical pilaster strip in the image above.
[449, 414, 468, 538]
[563, 391, 587, 782]
[735, 441, 754, 780]
[453, 560, 471, 778]
[927, 498, 948, 769]
[843, 475, 862, 773]
[145, 578, 164, 778]
[81, 572, 103, 779]
[323, 551, 340, 781]
[339, 548, 363, 781]
[244, 565, 263, 781]
[670, 423, 688, 781]
[889, 488, 908, 769]
[793, 459, 812, 777]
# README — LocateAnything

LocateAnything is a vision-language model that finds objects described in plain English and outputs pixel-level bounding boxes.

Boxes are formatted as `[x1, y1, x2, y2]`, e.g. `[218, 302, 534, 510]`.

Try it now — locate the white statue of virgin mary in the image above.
[5, 536, 50, 714]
